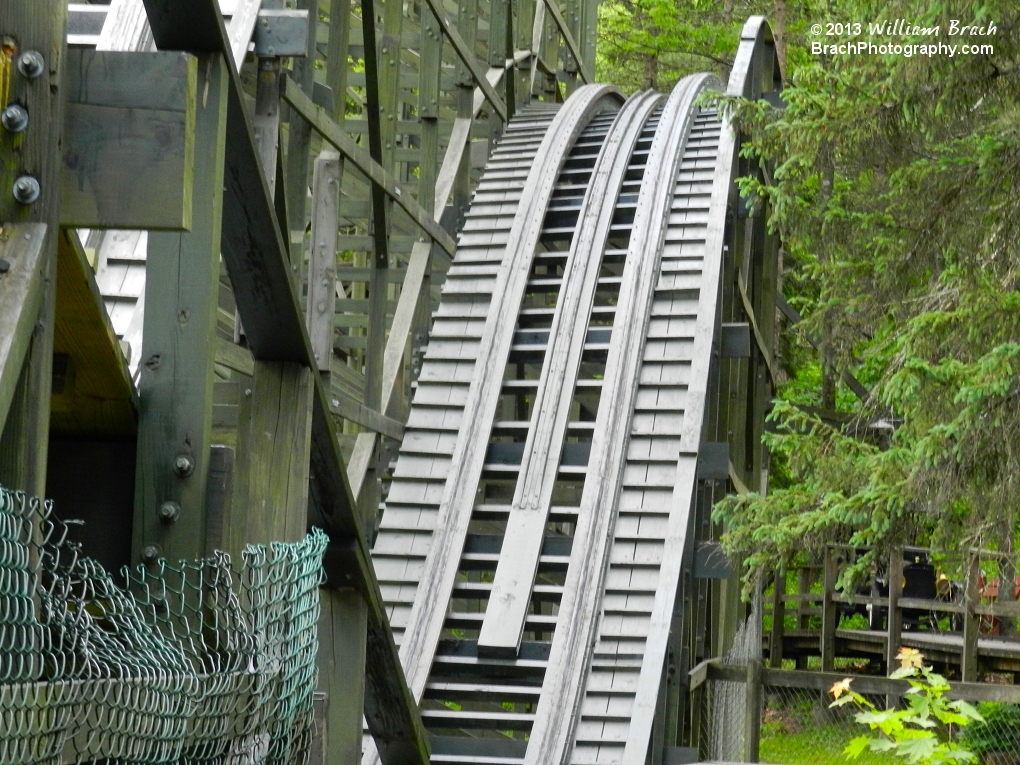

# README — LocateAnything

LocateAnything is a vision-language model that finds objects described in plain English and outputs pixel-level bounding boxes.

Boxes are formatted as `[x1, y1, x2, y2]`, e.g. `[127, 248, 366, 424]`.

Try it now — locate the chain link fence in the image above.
[0, 484, 327, 765]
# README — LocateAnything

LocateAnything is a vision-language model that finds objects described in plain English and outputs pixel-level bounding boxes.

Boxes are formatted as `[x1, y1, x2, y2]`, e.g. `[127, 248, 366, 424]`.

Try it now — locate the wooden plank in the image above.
[769, 566, 786, 668]
[419, 0, 509, 122]
[538, 0, 592, 83]
[330, 393, 405, 441]
[617, 77, 735, 765]
[282, 78, 457, 258]
[307, 151, 342, 372]
[962, 552, 981, 682]
[215, 335, 255, 376]
[385, 88, 621, 730]
[60, 50, 197, 230]
[51, 229, 136, 437]
[477, 91, 661, 658]
[132, 53, 227, 564]
[95, 0, 151, 52]
[0, 0, 68, 497]
[226, 0, 262, 71]
[134, 5, 442, 763]
[761, 667, 1020, 704]
[820, 545, 837, 672]
[0, 224, 47, 431]
[228, 361, 313, 550]
[885, 548, 904, 703]
[318, 590, 368, 765]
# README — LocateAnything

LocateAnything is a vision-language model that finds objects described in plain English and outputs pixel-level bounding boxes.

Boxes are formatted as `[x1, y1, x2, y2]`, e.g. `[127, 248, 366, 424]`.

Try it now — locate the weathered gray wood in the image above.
[96, 0, 152, 52]
[330, 393, 404, 441]
[318, 589, 368, 765]
[419, 0, 508, 122]
[0, 225, 48, 432]
[820, 546, 837, 672]
[769, 566, 786, 668]
[282, 78, 457, 258]
[478, 91, 660, 658]
[215, 335, 255, 376]
[379, 88, 621, 731]
[0, 0, 68, 497]
[132, 53, 227, 565]
[61, 50, 197, 230]
[744, 653, 762, 762]
[962, 552, 981, 682]
[226, 0, 262, 70]
[229, 361, 314, 550]
[308, 152, 342, 372]
[538, 0, 592, 83]
[885, 548, 904, 702]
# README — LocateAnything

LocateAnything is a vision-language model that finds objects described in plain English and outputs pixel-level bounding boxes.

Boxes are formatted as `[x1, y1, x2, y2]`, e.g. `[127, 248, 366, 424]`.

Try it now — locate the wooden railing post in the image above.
[796, 566, 811, 669]
[743, 655, 762, 763]
[769, 564, 786, 668]
[962, 551, 981, 683]
[821, 547, 837, 672]
[886, 548, 904, 708]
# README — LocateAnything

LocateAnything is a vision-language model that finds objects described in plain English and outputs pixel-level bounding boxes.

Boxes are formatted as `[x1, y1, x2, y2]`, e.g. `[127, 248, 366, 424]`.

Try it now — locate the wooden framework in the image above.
[1, 0, 597, 763]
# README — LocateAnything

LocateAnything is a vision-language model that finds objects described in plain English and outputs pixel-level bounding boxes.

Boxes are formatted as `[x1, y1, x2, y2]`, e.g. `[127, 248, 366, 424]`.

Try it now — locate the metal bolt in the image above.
[141, 544, 162, 563]
[16, 50, 44, 79]
[1, 104, 28, 134]
[0, 258, 10, 274]
[245, 388, 253, 397]
[158, 501, 181, 523]
[173, 454, 195, 477]
[12, 176, 40, 205]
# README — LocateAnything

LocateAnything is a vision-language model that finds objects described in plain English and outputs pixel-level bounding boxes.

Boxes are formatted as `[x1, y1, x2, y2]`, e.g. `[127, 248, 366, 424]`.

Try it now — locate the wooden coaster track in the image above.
[369, 18, 781, 765]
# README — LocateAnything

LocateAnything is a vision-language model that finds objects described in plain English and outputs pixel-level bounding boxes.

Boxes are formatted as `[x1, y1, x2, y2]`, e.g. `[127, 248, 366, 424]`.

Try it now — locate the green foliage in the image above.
[829, 650, 984, 765]
[691, 0, 1020, 579]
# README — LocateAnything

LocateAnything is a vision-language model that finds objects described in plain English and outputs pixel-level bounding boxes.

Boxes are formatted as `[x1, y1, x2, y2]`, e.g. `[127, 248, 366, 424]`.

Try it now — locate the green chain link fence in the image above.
[0, 484, 327, 765]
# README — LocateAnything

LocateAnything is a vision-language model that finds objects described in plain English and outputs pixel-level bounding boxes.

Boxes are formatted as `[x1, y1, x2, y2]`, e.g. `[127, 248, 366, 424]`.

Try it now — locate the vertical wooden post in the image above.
[307, 152, 341, 373]
[962, 551, 981, 683]
[743, 646, 762, 763]
[229, 361, 314, 550]
[133, 54, 227, 564]
[885, 548, 904, 708]
[769, 564, 786, 668]
[820, 546, 837, 672]
[0, 0, 68, 496]
[795, 566, 810, 669]
[318, 589, 369, 765]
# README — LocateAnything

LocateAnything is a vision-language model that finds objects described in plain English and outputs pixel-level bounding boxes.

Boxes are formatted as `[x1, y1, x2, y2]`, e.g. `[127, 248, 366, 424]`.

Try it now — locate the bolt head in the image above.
[158, 501, 181, 523]
[1, 104, 28, 134]
[173, 454, 195, 477]
[12, 176, 40, 205]
[16, 50, 44, 79]
[0, 258, 11, 274]
[141, 544, 162, 563]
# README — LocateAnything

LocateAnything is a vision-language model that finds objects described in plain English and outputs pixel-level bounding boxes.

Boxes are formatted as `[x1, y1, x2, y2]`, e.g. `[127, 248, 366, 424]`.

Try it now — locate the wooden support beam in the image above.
[885, 548, 904, 702]
[419, 0, 509, 122]
[0, 0, 68, 496]
[229, 361, 314, 549]
[132, 53, 227, 564]
[538, 0, 592, 83]
[962, 552, 981, 682]
[283, 77, 457, 258]
[51, 229, 136, 438]
[60, 50, 198, 230]
[329, 393, 404, 441]
[138, 5, 430, 764]
[0, 225, 47, 432]
[820, 545, 837, 672]
[318, 590, 368, 765]
[308, 152, 342, 372]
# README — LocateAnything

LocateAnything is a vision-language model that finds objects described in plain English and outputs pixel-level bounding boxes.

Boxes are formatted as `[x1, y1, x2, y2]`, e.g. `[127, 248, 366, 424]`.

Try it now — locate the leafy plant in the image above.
[829, 648, 984, 764]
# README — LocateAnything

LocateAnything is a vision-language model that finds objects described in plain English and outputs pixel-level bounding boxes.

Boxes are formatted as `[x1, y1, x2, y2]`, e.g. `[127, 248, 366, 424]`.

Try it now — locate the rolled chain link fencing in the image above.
[0, 484, 327, 765]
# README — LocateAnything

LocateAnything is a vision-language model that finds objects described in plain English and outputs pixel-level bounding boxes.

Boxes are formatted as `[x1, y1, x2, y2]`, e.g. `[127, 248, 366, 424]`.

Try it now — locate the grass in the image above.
[759, 700, 900, 765]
